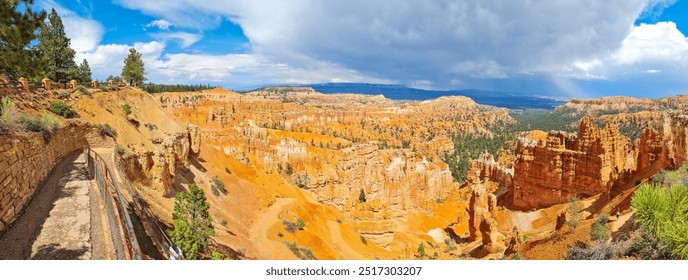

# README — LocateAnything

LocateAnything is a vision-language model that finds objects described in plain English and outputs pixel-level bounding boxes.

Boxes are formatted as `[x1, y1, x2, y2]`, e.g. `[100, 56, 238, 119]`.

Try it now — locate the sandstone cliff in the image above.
[467, 183, 505, 255]
[512, 115, 688, 209]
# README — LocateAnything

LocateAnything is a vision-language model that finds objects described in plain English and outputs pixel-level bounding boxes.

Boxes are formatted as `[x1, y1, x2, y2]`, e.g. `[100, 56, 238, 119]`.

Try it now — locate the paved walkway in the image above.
[0, 152, 112, 259]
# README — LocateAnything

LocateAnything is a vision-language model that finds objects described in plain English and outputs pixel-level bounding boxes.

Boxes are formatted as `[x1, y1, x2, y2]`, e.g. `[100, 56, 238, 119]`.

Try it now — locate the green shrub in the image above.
[567, 196, 581, 231]
[167, 183, 215, 260]
[284, 163, 293, 175]
[631, 183, 688, 259]
[300, 247, 317, 260]
[598, 213, 610, 224]
[94, 123, 117, 137]
[101, 85, 118, 91]
[212, 175, 226, 194]
[0, 97, 19, 134]
[282, 242, 317, 260]
[359, 188, 366, 203]
[211, 251, 226, 260]
[417, 243, 426, 257]
[285, 242, 300, 258]
[219, 220, 227, 226]
[77, 85, 90, 96]
[122, 103, 132, 115]
[296, 218, 305, 230]
[48, 101, 74, 118]
[652, 170, 666, 185]
[591, 222, 611, 241]
[294, 173, 309, 189]
[282, 220, 297, 234]
[20, 113, 59, 138]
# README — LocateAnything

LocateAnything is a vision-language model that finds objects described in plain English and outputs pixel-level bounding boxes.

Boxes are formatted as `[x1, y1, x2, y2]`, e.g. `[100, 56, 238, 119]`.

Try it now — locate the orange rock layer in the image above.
[513, 115, 688, 209]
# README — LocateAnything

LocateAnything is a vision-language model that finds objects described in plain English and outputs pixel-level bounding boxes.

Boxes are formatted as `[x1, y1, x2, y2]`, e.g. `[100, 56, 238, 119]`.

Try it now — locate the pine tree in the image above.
[121, 48, 145, 86]
[77, 59, 91, 83]
[168, 183, 215, 260]
[0, 0, 47, 79]
[37, 8, 78, 82]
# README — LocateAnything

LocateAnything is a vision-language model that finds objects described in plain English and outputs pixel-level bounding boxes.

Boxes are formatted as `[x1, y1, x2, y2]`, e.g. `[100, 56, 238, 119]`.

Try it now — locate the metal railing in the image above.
[85, 148, 142, 260]
[110, 151, 182, 260]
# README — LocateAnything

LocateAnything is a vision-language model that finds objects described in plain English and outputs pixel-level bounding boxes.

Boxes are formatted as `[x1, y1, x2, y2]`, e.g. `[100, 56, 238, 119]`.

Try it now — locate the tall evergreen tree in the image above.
[0, 0, 47, 79]
[121, 48, 145, 86]
[77, 59, 91, 83]
[168, 183, 215, 260]
[37, 8, 78, 82]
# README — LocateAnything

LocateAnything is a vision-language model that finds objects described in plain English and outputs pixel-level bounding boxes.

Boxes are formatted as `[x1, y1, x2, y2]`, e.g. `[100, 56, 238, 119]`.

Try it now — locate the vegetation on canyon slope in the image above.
[632, 176, 688, 259]
[168, 183, 215, 260]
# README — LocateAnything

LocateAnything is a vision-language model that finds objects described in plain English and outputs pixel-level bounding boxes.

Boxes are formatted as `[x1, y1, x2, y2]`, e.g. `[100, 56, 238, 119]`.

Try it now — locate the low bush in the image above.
[282, 220, 297, 234]
[94, 123, 117, 137]
[0, 97, 19, 134]
[77, 85, 90, 96]
[591, 222, 611, 242]
[211, 251, 226, 260]
[101, 85, 119, 91]
[296, 218, 305, 230]
[282, 242, 317, 260]
[360, 235, 368, 245]
[567, 196, 581, 231]
[567, 240, 631, 260]
[49, 101, 75, 118]
[122, 103, 132, 115]
[212, 175, 226, 194]
[20, 113, 59, 138]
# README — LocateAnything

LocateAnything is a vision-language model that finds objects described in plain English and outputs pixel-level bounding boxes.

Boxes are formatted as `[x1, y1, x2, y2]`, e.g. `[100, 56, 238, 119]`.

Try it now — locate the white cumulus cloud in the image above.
[147, 19, 173, 30]
[152, 32, 202, 48]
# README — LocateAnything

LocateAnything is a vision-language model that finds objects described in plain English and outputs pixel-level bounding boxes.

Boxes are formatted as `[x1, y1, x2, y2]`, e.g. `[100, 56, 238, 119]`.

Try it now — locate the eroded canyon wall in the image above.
[513, 115, 688, 209]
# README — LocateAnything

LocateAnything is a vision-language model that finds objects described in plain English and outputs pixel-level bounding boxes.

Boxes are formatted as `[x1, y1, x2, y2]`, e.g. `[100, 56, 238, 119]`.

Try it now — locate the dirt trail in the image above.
[611, 211, 633, 232]
[0, 153, 111, 260]
[249, 197, 295, 259]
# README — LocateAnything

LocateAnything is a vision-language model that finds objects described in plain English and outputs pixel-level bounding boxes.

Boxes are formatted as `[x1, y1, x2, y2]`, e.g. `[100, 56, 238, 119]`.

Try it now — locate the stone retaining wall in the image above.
[0, 123, 115, 232]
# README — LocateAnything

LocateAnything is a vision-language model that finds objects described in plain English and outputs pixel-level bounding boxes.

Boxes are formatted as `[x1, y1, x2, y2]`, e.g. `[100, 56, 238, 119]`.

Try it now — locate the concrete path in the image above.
[0, 152, 113, 260]
[30, 153, 92, 259]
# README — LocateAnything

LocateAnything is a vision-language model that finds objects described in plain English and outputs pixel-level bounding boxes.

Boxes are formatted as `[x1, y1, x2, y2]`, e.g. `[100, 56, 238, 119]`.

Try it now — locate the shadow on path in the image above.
[0, 153, 80, 260]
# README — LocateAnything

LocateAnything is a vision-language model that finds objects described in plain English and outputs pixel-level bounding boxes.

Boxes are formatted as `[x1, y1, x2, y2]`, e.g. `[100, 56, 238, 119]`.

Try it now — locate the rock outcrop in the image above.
[121, 131, 192, 194]
[513, 115, 688, 209]
[467, 184, 505, 253]
[188, 124, 201, 154]
[469, 152, 514, 189]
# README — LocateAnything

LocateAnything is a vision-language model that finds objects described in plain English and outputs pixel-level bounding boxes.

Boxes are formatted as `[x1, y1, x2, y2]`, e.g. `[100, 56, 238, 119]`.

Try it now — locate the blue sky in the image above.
[36, 0, 688, 98]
